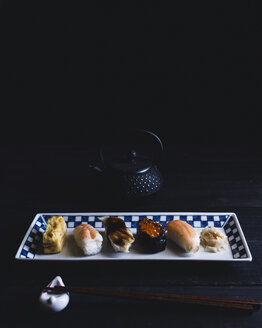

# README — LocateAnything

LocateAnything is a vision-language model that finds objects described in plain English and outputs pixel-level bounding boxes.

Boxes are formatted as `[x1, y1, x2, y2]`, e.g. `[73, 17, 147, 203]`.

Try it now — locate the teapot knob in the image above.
[128, 149, 137, 159]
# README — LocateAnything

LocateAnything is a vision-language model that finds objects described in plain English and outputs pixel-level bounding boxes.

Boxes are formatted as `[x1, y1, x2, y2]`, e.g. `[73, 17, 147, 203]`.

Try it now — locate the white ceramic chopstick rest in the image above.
[39, 276, 69, 312]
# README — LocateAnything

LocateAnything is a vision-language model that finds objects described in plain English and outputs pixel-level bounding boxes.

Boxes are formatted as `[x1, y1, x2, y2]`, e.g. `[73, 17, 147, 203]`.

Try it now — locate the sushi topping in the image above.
[75, 224, 98, 240]
[110, 229, 134, 247]
[104, 217, 127, 235]
[102, 216, 135, 252]
[137, 217, 167, 253]
[138, 217, 166, 238]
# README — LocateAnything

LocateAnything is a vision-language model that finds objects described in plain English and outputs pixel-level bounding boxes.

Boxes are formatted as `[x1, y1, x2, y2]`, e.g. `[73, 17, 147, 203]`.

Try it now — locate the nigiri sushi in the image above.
[137, 217, 167, 253]
[99, 217, 135, 252]
[43, 216, 67, 254]
[166, 220, 199, 253]
[73, 224, 103, 255]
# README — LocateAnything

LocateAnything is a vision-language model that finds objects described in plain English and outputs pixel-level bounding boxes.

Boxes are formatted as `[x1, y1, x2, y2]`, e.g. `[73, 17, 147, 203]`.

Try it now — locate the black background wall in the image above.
[1, 1, 261, 147]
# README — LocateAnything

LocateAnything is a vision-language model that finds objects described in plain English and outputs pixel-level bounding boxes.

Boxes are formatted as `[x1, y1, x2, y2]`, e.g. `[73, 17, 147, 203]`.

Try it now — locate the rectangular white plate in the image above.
[15, 212, 252, 261]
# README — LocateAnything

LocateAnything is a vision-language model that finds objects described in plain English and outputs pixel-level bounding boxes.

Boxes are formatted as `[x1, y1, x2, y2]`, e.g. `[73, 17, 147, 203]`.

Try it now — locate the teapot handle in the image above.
[99, 128, 164, 165]
[139, 129, 164, 153]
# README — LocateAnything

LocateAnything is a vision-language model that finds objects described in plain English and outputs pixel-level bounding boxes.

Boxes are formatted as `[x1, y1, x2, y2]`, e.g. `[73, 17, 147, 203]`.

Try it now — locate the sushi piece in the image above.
[99, 217, 135, 252]
[137, 217, 167, 253]
[74, 224, 103, 255]
[43, 216, 67, 254]
[166, 220, 199, 253]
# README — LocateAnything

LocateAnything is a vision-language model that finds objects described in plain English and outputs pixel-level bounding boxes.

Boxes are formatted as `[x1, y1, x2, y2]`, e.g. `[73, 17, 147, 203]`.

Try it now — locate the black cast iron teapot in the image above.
[89, 129, 164, 199]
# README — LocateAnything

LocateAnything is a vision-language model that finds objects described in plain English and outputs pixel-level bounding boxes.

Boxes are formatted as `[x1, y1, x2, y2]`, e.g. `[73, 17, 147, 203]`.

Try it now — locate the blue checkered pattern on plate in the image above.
[19, 216, 46, 259]
[19, 214, 246, 259]
[224, 216, 248, 259]
[42, 214, 230, 229]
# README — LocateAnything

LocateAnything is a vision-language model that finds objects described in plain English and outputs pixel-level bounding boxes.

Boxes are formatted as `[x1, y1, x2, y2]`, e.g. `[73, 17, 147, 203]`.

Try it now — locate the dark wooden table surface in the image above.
[2, 142, 262, 328]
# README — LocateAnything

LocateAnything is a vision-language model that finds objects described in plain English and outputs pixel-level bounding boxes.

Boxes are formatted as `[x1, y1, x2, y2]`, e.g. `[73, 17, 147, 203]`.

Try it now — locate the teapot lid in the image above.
[108, 150, 152, 174]
[99, 129, 163, 174]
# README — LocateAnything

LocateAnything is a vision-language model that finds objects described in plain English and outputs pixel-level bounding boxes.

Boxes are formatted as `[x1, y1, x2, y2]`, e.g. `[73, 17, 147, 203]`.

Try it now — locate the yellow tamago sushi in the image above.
[43, 216, 67, 254]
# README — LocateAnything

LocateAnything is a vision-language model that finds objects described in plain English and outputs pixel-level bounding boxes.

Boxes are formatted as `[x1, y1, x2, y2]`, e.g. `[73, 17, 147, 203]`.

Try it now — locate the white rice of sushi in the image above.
[79, 234, 103, 255]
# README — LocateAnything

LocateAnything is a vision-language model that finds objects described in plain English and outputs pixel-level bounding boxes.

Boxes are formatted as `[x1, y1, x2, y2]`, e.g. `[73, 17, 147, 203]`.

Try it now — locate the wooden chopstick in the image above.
[45, 286, 261, 311]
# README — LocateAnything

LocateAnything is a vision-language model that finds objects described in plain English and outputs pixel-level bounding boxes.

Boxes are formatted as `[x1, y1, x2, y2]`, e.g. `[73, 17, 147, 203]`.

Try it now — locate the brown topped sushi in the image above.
[99, 216, 135, 253]
[137, 217, 167, 253]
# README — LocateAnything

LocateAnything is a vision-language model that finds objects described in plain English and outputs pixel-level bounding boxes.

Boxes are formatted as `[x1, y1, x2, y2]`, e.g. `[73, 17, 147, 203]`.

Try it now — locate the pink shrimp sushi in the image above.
[73, 224, 103, 255]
